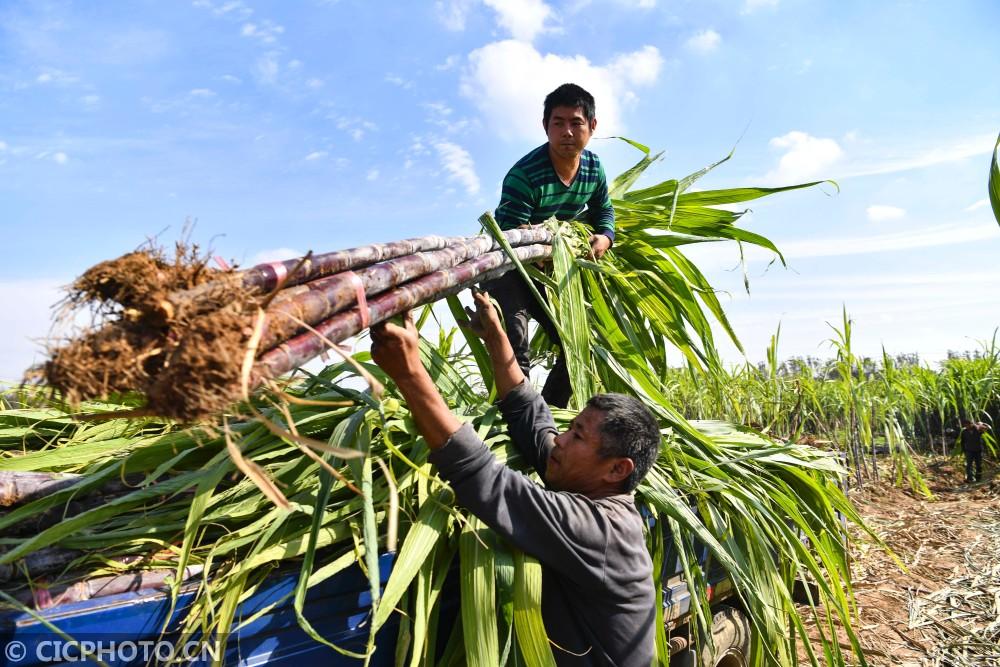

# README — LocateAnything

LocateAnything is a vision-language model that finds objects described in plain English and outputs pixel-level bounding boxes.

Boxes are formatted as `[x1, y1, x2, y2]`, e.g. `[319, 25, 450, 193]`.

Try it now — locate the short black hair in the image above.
[543, 83, 596, 129]
[586, 393, 661, 492]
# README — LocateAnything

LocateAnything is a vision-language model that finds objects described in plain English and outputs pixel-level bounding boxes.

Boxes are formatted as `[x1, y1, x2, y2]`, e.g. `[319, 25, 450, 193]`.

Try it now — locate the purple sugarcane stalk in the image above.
[0, 546, 81, 583]
[242, 234, 464, 293]
[259, 230, 553, 350]
[168, 228, 553, 307]
[255, 243, 552, 379]
[16, 564, 204, 609]
[0, 472, 82, 507]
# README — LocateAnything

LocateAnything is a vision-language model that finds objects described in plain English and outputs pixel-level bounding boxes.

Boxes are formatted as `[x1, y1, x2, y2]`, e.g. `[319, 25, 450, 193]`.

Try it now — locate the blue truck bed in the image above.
[1, 540, 735, 666]
[0, 554, 399, 666]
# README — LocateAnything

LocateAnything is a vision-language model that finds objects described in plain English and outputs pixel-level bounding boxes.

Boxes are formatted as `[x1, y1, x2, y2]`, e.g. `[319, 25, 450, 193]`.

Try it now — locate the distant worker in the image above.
[370, 290, 660, 665]
[959, 419, 987, 483]
[484, 83, 615, 408]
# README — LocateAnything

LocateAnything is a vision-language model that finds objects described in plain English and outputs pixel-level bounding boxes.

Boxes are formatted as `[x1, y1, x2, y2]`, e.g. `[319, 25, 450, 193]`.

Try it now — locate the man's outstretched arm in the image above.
[370, 313, 461, 449]
[462, 289, 525, 400]
[462, 289, 557, 474]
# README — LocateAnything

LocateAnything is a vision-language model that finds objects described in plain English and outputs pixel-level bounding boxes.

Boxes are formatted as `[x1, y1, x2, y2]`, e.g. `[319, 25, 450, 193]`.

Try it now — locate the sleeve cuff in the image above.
[428, 422, 482, 470]
[497, 380, 540, 413]
[599, 229, 615, 244]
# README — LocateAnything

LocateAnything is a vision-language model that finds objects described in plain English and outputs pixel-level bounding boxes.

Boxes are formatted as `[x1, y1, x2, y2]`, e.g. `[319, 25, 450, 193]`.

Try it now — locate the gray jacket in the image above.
[429, 382, 655, 666]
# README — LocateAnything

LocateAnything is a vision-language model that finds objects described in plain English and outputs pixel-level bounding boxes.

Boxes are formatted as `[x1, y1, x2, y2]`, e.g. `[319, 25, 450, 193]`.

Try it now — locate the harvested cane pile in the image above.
[39, 226, 552, 421]
[802, 461, 1000, 667]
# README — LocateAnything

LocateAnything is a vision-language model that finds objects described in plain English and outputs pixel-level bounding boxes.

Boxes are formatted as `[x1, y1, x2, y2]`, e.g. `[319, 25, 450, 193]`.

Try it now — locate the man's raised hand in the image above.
[458, 289, 505, 341]
[370, 311, 424, 383]
[589, 233, 612, 260]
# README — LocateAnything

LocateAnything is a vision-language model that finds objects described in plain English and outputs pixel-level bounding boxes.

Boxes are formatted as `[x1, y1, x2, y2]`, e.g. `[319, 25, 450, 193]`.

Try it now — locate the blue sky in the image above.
[2, 0, 999, 379]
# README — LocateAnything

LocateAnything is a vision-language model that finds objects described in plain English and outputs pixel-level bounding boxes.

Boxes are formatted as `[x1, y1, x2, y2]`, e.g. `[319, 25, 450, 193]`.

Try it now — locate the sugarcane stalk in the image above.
[259, 230, 553, 350]
[17, 564, 204, 610]
[166, 228, 552, 308]
[0, 546, 81, 583]
[0, 472, 82, 507]
[255, 243, 552, 379]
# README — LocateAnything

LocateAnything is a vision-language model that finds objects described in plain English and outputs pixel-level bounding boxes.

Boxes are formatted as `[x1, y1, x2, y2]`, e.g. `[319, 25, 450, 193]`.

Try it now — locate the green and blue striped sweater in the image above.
[495, 144, 615, 242]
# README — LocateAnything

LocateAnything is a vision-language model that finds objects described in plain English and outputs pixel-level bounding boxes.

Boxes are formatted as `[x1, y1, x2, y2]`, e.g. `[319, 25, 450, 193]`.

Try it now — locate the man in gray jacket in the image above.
[371, 289, 661, 666]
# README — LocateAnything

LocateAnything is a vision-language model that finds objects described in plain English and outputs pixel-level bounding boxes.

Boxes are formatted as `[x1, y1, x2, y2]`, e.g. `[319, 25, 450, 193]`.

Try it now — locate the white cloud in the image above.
[461, 40, 663, 140]
[305, 151, 327, 161]
[760, 132, 995, 183]
[437, 55, 461, 71]
[254, 54, 280, 84]
[193, 0, 254, 20]
[53, 152, 68, 165]
[250, 248, 304, 265]
[742, 0, 779, 13]
[425, 102, 477, 133]
[220, 74, 243, 84]
[216, 1, 253, 18]
[435, 0, 476, 31]
[241, 20, 284, 44]
[753, 270, 1000, 291]
[385, 74, 414, 89]
[331, 116, 377, 142]
[435, 141, 480, 195]
[608, 45, 662, 85]
[0, 279, 66, 381]
[0, 141, 7, 151]
[306, 77, 324, 89]
[689, 222, 999, 268]
[80, 94, 101, 109]
[685, 29, 721, 54]
[764, 131, 844, 184]
[838, 132, 995, 180]
[189, 88, 216, 97]
[425, 101, 454, 118]
[35, 69, 78, 86]
[782, 223, 998, 258]
[965, 199, 988, 212]
[366, 168, 380, 181]
[483, 0, 555, 42]
[866, 205, 906, 222]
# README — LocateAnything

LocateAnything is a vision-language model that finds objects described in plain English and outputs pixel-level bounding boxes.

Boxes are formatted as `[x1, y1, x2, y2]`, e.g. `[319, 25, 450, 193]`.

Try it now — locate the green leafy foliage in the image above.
[990, 133, 1000, 227]
[0, 143, 873, 666]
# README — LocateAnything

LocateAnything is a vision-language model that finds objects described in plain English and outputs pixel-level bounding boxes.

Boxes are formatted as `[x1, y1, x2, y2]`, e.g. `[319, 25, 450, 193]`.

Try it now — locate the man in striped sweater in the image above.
[485, 83, 615, 408]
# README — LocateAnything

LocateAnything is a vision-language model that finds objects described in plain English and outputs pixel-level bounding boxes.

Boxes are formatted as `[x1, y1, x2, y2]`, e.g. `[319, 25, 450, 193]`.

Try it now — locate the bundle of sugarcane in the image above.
[40, 227, 553, 421]
[3, 142, 882, 666]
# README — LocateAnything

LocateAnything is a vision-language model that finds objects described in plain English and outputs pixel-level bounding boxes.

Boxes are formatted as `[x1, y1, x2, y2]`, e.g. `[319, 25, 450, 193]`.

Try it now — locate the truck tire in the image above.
[699, 605, 751, 667]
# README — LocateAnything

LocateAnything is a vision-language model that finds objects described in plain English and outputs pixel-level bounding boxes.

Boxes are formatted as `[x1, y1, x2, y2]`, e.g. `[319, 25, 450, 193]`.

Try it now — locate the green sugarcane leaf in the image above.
[459, 517, 499, 667]
[548, 227, 595, 407]
[512, 550, 556, 667]
[990, 132, 1000, 226]
[293, 440, 369, 659]
[373, 491, 453, 631]
[446, 294, 494, 391]
[609, 150, 663, 200]
[210, 569, 248, 667]
[0, 464, 218, 565]
[0, 437, 139, 471]
[606, 136, 650, 155]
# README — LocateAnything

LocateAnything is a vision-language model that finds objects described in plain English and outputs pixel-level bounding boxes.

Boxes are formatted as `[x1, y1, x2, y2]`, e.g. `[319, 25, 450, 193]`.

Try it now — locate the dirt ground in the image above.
[805, 456, 1000, 666]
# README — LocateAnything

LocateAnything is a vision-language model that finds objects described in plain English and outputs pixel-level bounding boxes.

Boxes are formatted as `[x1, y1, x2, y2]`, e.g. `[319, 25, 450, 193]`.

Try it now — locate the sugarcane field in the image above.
[2, 4, 1000, 667]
